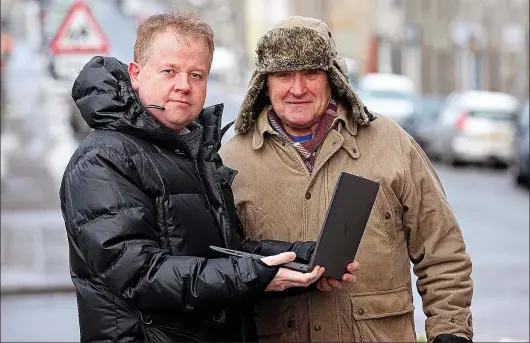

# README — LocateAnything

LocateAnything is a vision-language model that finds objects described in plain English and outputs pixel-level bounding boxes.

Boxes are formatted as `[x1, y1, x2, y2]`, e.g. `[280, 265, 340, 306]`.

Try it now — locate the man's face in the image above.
[267, 69, 331, 135]
[128, 29, 210, 132]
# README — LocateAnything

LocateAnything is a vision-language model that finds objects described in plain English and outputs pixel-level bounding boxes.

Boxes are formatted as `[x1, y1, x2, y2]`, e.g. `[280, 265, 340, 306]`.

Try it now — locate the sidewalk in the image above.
[0, 209, 73, 295]
[1, 83, 77, 295]
[0, 143, 71, 295]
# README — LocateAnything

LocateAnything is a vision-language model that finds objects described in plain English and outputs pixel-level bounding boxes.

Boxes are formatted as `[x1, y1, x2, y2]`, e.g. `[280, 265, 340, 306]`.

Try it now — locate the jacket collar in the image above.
[336, 103, 357, 136]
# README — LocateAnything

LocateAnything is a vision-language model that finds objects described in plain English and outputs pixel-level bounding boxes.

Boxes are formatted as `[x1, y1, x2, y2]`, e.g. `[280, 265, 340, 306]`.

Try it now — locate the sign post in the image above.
[49, 1, 110, 80]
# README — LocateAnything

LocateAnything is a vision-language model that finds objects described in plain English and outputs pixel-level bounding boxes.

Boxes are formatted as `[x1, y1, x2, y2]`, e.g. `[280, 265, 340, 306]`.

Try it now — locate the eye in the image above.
[303, 69, 320, 77]
[190, 72, 202, 80]
[162, 69, 174, 74]
[271, 71, 292, 80]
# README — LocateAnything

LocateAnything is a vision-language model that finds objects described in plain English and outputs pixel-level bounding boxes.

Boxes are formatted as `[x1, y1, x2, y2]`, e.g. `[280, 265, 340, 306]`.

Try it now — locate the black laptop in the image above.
[211, 171, 380, 279]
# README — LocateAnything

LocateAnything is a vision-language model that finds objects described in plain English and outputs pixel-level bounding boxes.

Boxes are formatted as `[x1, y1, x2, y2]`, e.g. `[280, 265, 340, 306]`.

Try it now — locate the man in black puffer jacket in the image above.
[59, 13, 361, 343]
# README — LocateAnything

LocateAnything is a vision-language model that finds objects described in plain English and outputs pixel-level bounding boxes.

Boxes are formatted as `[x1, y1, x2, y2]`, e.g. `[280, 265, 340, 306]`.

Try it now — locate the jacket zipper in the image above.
[192, 156, 213, 211]
[137, 311, 152, 343]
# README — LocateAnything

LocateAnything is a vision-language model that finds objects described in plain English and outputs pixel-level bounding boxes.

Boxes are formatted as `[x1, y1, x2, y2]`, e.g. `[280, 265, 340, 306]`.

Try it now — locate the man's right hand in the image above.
[261, 252, 325, 292]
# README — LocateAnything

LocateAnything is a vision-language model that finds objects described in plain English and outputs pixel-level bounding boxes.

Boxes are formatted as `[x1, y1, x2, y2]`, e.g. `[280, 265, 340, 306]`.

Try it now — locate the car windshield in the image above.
[469, 110, 517, 121]
[363, 89, 415, 101]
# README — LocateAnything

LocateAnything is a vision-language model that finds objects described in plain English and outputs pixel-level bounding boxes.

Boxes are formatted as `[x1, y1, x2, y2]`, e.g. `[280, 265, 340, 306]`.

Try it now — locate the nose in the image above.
[290, 72, 307, 97]
[173, 73, 190, 93]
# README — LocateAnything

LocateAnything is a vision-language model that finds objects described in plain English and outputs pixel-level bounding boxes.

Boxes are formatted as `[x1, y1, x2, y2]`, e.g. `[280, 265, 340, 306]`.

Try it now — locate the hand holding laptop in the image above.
[260, 253, 359, 292]
[316, 260, 359, 291]
[260, 252, 325, 292]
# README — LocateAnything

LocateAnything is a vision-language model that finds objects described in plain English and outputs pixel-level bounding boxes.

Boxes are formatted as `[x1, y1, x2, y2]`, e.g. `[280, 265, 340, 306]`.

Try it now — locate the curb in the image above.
[1, 283, 75, 295]
[1, 272, 74, 295]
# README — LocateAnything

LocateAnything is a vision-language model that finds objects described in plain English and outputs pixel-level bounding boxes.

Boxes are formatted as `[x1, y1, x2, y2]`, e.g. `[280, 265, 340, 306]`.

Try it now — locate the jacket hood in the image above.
[72, 56, 224, 148]
[234, 16, 374, 134]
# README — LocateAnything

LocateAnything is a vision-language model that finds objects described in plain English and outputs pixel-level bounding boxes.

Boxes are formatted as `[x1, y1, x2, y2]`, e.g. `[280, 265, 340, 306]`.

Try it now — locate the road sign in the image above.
[48, 1, 110, 80]
[49, 1, 109, 54]
[450, 20, 486, 50]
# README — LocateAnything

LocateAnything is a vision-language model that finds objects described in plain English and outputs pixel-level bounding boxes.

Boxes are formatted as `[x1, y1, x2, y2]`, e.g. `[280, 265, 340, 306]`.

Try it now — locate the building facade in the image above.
[374, 0, 529, 99]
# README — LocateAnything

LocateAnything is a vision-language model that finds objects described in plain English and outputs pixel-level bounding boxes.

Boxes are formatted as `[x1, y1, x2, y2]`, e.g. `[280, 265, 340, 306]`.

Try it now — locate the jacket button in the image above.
[281, 141, 286, 147]
[352, 148, 358, 153]
[286, 320, 295, 329]
[332, 141, 339, 147]
[313, 324, 322, 331]
[384, 212, 391, 220]
[305, 192, 311, 200]
[356, 308, 365, 316]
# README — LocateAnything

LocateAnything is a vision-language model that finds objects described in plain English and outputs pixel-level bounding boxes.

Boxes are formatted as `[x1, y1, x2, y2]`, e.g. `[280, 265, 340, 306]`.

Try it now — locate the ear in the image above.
[128, 62, 141, 91]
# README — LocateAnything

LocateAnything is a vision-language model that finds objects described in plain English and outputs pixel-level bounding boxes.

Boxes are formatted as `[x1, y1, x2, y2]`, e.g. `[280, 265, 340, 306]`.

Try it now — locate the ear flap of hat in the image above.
[234, 71, 268, 133]
[334, 56, 349, 82]
[328, 59, 373, 126]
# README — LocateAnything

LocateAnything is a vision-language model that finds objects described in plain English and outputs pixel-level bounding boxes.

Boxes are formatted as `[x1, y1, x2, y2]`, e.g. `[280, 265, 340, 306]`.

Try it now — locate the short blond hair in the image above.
[134, 12, 214, 66]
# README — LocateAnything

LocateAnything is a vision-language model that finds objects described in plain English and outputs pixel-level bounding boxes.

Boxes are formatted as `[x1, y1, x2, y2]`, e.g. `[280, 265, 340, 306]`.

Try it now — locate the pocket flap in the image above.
[350, 287, 414, 320]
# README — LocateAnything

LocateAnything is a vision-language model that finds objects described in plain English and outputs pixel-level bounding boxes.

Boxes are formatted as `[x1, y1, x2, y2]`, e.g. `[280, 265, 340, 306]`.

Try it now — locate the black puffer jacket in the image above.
[59, 56, 314, 343]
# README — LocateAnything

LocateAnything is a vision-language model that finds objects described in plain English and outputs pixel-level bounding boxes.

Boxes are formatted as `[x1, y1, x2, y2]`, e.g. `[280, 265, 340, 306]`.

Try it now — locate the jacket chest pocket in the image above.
[349, 287, 415, 342]
[372, 182, 404, 248]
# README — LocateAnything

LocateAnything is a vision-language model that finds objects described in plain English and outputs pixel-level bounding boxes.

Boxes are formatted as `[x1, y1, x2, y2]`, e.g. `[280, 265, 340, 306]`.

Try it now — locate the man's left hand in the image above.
[316, 261, 359, 291]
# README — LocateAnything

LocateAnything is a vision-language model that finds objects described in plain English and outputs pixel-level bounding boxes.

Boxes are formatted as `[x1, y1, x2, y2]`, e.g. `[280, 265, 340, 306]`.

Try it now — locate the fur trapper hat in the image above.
[234, 16, 372, 133]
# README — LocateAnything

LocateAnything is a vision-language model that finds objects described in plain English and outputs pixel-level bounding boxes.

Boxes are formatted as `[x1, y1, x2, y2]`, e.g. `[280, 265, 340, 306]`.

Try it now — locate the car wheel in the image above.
[426, 148, 440, 161]
[492, 160, 509, 170]
[443, 152, 465, 167]
[514, 165, 529, 188]
[451, 159, 466, 167]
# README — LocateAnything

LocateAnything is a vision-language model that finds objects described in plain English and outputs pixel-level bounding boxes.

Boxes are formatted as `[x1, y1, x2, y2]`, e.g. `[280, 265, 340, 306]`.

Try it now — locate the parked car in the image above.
[511, 101, 529, 187]
[429, 91, 520, 167]
[401, 96, 444, 156]
[357, 73, 417, 127]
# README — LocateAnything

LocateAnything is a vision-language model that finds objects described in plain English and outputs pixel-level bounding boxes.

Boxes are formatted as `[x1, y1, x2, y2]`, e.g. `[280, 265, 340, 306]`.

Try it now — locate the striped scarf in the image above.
[268, 98, 338, 172]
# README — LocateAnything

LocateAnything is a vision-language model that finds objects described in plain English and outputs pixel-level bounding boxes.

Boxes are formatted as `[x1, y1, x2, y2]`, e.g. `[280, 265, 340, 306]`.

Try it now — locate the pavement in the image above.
[1, 57, 76, 295]
[1, 210, 73, 295]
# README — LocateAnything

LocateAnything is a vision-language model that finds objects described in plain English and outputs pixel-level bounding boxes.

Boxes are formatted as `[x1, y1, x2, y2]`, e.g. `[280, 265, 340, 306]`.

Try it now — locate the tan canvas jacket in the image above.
[220, 105, 473, 342]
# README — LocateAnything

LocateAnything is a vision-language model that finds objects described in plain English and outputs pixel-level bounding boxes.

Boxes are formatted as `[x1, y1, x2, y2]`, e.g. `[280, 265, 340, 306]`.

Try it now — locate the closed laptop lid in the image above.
[310, 172, 380, 278]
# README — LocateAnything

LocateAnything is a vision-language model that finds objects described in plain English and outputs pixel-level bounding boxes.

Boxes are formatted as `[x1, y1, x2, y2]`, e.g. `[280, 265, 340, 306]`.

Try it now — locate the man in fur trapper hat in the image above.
[220, 16, 473, 343]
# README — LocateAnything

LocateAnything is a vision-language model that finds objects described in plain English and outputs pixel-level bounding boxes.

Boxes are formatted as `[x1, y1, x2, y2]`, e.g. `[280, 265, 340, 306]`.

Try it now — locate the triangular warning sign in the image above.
[49, 1, 110, 54]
